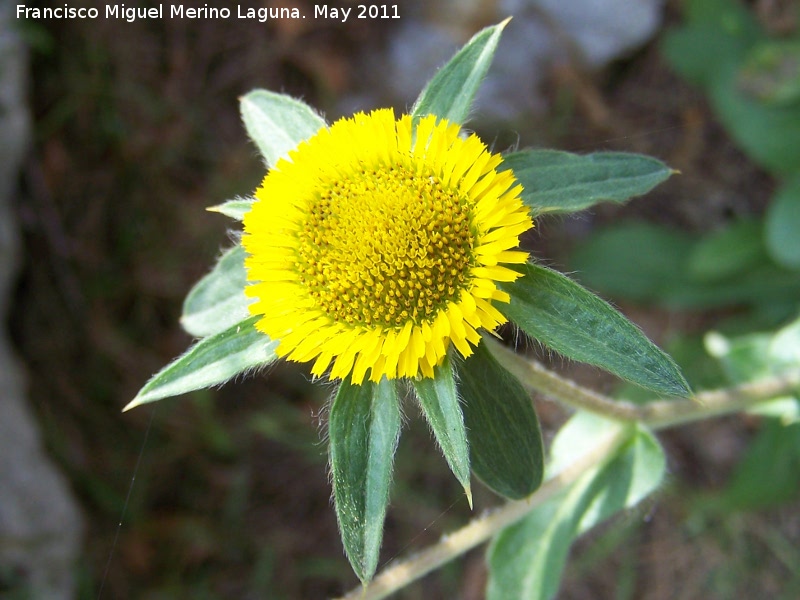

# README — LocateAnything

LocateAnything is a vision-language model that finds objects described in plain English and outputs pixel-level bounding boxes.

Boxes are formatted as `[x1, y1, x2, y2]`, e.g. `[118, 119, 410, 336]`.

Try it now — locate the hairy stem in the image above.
[487, 338, 800, 430]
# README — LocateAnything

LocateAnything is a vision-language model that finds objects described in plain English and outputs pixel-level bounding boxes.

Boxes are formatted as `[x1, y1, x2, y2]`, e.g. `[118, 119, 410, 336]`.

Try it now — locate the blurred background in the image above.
[3, 0, 800, 598]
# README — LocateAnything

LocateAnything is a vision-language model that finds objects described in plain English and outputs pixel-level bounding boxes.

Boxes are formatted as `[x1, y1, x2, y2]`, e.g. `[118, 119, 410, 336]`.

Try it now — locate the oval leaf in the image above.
[569, 222, 694, 302]
[571, 222, 800, 309]
[181, 245, 251, 338]
[687, 218, 765, 282]
[457, 342, 544, 499]
[412, 358, 472, 505]
[329, 377, 401, 583]
[718, 419, 800, 511]
[411, 19, 509, 125]
[240, 90, 326, 168]
[500, 150, 674, 215]
[487, 415, 665, 600]
[500, 263, 692, 398]
[125, 316, 278, 411]
[766, 175, 800, 269]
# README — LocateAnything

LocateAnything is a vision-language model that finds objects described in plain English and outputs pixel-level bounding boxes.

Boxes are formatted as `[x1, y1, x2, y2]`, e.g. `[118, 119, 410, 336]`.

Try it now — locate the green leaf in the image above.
[738, 41, 800, 107]
[207, 197, 254, 221]
[766, 176, 800, 269]
[457, 342, 543, 499]
[501, 263, 691, 397]
[411, 19, 508, 125]
[576, 427, 665, 532]
[709, 66, 800, 175]
[705, 330, 776, 384]
[181, 245, 251, 338]
[770, 314, 800, 366]
[717, 419, 800, 511]
[546, 411, 623, 475]
[687, 218, 765, 282]
[240, 90, 326, 168]
[706, 313, 800, 383]
[570, 222, 695, 302]
[412, 358, 472, 505]
[748, 397, 800, 423]
[571, 223, 800, 309]
[500, 150, 674, 215]
[661, 0, 762, 87]
[662, 4, 800, 175]
[329, 377, 401, 583]
[487, 414, 665, 600]
[125, 316, 278, 410]
[705, 315, 800, 424]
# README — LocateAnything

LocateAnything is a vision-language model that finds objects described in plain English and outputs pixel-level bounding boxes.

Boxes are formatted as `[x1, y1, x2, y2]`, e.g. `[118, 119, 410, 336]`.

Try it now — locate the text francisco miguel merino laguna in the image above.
[15, 4, 392, 23]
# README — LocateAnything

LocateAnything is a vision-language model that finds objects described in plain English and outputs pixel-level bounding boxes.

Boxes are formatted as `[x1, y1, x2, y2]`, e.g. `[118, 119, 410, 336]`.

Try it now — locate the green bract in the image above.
[487, 413, 665, 600]
[131, 19, 690, 594]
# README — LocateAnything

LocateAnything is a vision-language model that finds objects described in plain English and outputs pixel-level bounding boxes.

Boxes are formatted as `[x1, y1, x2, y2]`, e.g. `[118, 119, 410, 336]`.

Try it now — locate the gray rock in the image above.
[348, 0, 665, 122]
[0, 4, 84, 599]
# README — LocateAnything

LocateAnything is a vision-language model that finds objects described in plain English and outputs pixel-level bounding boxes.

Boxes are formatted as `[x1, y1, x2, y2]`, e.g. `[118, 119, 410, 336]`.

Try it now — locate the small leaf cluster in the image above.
[661, 0, 800, 274]
[575, 0, 800, 319]
[564, 5, 800, 592]
[704, 315, 800, 512]
[130, 19, 694, 597]
[575, 0, 800, 338]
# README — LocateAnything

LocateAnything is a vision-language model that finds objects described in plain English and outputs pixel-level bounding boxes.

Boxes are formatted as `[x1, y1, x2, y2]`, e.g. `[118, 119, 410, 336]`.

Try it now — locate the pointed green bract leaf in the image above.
[500, 150, 674, 215]
[240, 90, 326, 168]
[413, 358, 472, 504]
[181, 245, 251, 338]
[500, 263, 691, 398]
[329, 377, 401, 583]
[411, 19, 509, 125]
[207, 197, 255, 221]
[487, 414, 665, 600]
[125, 316, 278, 411]
[457, 342, 543, 499]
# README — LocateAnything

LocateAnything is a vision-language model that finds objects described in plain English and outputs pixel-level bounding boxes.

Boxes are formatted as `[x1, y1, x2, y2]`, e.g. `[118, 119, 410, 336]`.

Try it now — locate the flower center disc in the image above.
[297, 163, 474, 329]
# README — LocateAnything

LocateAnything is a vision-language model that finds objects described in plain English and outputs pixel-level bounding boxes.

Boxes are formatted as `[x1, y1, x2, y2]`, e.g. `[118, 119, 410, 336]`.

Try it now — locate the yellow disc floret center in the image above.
[296, 163, 474, 329]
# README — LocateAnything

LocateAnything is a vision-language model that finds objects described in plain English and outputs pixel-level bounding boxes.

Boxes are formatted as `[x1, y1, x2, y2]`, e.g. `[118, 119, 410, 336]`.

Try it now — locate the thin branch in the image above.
[486, 339, 638, 421]
[335, 344, 800, 599]
[641, 370, 800, 429]
[335, 428, 630, 600]
[486, 338, 800, 430]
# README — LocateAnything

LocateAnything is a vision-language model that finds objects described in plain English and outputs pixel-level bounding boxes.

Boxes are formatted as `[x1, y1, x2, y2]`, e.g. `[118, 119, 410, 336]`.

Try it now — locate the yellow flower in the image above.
[243, 109, 532, 383]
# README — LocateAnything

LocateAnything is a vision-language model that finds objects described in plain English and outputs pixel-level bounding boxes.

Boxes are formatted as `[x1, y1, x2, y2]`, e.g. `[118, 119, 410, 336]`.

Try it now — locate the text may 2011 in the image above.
[16, 4, 401, 23]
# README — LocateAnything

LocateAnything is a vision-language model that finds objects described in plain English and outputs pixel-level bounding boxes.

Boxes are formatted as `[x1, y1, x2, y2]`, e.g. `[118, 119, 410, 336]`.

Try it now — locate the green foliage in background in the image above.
[577, 0, 800, 319]
[568, 1, 800, 576]
[574, 0, 800, 328]
[663, 0, 800, 272]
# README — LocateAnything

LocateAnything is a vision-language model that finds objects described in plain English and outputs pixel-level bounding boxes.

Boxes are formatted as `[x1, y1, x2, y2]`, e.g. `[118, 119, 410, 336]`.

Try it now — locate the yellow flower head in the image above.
[243, 109, 532, 383]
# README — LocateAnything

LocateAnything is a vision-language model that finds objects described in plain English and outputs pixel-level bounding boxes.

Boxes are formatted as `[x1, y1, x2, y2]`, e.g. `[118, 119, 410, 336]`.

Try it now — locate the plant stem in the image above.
[486, 338, 800, 430]
[334, 344, 800, 599]
[334, 428, 630, 600]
